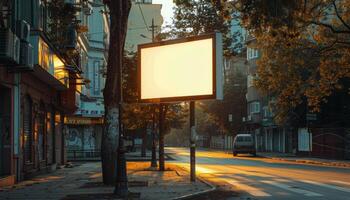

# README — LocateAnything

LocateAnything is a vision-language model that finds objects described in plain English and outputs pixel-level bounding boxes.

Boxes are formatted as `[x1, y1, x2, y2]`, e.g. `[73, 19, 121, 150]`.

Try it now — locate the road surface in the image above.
[167, 147, 350, 200]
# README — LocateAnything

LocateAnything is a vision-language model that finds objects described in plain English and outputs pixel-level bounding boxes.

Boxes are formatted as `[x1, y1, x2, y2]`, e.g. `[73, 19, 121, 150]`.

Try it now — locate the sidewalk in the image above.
[257, 152, 350, 168]
[0, 162, 211, 200]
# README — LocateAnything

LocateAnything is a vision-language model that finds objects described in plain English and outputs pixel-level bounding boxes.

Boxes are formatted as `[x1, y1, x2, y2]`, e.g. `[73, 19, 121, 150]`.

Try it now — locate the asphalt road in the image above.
[167, 147, 350, 200]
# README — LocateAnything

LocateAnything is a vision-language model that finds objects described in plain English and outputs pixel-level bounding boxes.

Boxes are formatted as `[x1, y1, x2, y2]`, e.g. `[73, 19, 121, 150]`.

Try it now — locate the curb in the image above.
[260, 155, 350, 168]
[171, 167, 217, 200]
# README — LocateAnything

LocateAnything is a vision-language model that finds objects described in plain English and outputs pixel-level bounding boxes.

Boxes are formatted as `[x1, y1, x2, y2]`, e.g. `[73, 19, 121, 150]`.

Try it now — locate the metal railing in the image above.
[67, 149, 101, 161]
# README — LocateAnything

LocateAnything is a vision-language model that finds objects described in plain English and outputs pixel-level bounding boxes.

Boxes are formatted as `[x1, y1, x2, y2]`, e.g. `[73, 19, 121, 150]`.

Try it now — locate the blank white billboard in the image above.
[138, 33, 223, 102]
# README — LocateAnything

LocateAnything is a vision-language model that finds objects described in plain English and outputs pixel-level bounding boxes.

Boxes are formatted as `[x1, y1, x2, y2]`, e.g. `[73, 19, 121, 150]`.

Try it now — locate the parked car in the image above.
[233, 134, 256, 156]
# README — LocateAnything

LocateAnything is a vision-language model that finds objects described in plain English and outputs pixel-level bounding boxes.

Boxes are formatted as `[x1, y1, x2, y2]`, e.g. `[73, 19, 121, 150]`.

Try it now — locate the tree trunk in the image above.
[102, 0, 131, 185]
[101, 106, 119, 185]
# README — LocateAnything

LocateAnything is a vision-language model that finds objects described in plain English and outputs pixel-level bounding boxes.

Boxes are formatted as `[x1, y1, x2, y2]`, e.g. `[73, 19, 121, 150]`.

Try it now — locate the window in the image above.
[247, 47, 259, 60]
[247, 74, 254, 88]
[93, 60, 101, 96]
[249, 101, 260, 114]
[263, 106, 272, 118]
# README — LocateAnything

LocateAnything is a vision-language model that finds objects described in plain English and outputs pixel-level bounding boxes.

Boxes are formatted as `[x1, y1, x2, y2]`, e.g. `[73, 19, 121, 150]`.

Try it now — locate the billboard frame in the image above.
[137, 33, 222, 103]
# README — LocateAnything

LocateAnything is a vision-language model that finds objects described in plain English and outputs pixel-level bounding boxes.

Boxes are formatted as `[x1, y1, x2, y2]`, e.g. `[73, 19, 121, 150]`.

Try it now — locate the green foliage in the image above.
[47, 0, 78, 48]
[235, 0, 350, 124]
[197, 61, 247, 135]
[171, 0, 241, 56]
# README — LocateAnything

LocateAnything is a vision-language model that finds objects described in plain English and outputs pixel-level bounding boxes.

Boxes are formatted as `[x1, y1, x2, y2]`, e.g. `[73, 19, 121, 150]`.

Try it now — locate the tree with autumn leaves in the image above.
[233, 0, 350, 125]
[170, 0, 246, 137]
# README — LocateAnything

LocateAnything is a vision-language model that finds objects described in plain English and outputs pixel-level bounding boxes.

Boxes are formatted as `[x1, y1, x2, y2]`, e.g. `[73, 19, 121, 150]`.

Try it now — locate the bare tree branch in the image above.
[310, 20, 350, 34]
[332, 0, 350, 31]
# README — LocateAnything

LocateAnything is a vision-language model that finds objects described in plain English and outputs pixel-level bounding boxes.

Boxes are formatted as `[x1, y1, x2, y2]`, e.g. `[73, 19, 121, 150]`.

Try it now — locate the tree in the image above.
[234, 0, 350, 123]
[121, 51, 188, 167]
[101, 0, 131, 186]
[202, 65, 247, 135]
[171, 0, 241, 56]
[170, 0, 246, 138]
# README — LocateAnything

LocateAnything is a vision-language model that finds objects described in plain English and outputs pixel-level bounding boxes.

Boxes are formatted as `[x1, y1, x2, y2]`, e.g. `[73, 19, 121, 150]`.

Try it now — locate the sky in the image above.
[152, 0, 175, 27]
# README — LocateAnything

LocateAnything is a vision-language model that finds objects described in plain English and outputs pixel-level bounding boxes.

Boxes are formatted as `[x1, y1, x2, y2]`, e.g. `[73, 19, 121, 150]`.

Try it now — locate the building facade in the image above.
[0, 0, 87, 186]
[65, 0, 163, 161]
[65, 0, 108, 160]
[245, 35, 295, 154]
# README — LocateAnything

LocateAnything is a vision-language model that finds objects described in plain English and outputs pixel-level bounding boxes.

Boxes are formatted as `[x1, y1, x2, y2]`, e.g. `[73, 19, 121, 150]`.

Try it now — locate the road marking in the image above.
[331, 180, 350, 186]
[226, 180, 272, 197]
[301, 180, 350, 193]
[261, 180, 323, 197]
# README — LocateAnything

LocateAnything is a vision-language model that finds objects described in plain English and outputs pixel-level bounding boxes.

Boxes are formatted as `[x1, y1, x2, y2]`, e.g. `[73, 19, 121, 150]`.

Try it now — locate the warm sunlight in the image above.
[139, 33, 223, 101]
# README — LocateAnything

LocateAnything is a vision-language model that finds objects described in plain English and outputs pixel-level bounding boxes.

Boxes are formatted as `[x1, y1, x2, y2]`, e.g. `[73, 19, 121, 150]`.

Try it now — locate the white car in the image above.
[232, 134, 256, 156]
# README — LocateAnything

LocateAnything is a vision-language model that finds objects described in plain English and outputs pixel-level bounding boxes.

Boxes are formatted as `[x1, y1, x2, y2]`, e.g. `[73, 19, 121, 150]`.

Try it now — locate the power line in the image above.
[138, 3, 150, 32]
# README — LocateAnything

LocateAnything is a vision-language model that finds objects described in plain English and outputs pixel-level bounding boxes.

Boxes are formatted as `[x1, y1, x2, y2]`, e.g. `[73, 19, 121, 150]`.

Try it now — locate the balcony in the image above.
[29, 31, 69, 90]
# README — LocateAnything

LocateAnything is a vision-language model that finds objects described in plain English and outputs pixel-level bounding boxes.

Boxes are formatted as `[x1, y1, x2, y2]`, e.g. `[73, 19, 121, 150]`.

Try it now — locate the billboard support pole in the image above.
[159, 103, 165, 171]
[151, 107, 158, 168]
[190, 101, 196, 182]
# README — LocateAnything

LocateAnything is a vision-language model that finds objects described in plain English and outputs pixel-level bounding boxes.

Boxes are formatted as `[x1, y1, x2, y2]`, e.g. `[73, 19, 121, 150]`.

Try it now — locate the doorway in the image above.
[0, 86, 12, 177]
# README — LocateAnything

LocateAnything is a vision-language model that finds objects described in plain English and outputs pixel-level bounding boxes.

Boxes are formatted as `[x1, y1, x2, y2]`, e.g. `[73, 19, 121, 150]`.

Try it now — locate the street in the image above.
[168, 147, 350, 200]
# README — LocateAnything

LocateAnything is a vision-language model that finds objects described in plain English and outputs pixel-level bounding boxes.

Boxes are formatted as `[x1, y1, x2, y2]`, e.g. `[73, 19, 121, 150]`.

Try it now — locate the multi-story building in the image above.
[65, 0, 108, 159]
[0, 0, 88, 186]
[245, 35, 295, 154]
[64, 0, 162, 160]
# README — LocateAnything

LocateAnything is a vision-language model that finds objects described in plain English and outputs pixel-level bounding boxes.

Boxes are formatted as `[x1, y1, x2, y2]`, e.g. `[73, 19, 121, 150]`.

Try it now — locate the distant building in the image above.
[223, 54, 248, 135]
[65, 0, 108, 160]
[245, 35, 295, 154]
[125, 0, 163, 52]
[64, 0, 163, 161]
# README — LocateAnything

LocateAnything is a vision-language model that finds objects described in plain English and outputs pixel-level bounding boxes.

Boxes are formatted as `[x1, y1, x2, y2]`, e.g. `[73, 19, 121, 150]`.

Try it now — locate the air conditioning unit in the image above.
[16, 20, 30, 42]
[242, 117, 246, 122]
[247, 115, 252, 121]
[18, 41, 34, 71]
[0, 28, 20, 65]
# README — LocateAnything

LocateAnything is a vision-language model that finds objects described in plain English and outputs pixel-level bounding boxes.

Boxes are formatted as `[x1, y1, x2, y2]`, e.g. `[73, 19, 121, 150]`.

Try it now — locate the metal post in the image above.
[151, 109, 157, 168]
[159, 103, 165, 171]
[151, 18, 155, 42]
[190, 101, 196, 182]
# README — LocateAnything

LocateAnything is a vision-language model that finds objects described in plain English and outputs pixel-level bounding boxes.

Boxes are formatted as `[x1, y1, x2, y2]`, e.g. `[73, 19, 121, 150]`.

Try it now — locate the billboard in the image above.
[138, 33, 223, 102]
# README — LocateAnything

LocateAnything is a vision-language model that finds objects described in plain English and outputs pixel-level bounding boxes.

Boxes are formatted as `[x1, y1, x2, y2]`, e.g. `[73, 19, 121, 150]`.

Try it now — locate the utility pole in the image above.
[151, 18, 156, 42]
[149, 18, 159, 169]
[190, 101, 196, 182]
